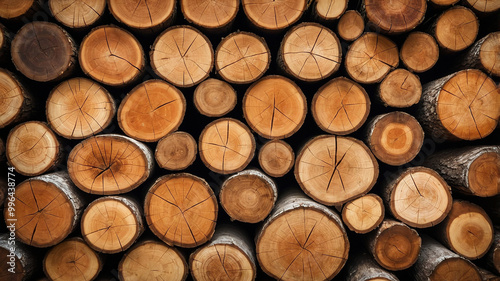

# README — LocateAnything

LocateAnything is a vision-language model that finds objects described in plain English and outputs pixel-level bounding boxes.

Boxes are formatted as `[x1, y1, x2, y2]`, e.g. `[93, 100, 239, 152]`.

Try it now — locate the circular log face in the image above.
[342, 194, 384, 234]
[193, 78, 237, 117]
[480, 32, 500, 77]
[315, 0, 347, 20]
[0, 0, 34, 19]
[465, 0, 500, 12]
[49, 0, 106, 28]
[0, 69, 24, 128]
[337, 10, 364, 41]
[181, 0, 239, 29]
[400, 32, 439, 73]
[242, 0, 307, 30]
[156, 131, 197, 170]
[365, 0, 426, 34]
[435, 6, 479, 52]
[468, 152, 500, 197]
[109, 0, 175, 30]
[375, 224, 421, 270]
[430, 258, 482, 281]
[258, 139, 294, 177]
[379, 69, 422, 108]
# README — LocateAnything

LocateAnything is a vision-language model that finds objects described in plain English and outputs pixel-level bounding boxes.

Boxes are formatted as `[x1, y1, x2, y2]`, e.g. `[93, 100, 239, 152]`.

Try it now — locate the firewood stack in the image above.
[0, 0, 499, 280]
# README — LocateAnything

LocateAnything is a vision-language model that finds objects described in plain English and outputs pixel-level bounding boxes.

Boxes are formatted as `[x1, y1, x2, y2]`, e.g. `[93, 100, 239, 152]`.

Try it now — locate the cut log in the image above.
[433, 6, 479, 52]
[219, 169, 277, 223]
[410, 235, 482, 281]
[243, 75, 307, 139]
[144, 173, 218, 248]
[190, 225, 256, 281]
[79, 25, 145, 86]
[486, 231, 500, 274]
[0, 69, 33, 129]
[463, 0, 500, 13]
[460, 32, 500, 77]
[193, 78, 236, 117]
[365, 219, 421, 271]
[365, 111, 424, 166]
[429, 0, 459, 7]
[6, 121, 61, 176]
[378, 69, 422, 108]
[400, 32, 439, 73]
[0, 0, 39, 20]
[341, 193, 384, 234]
[258, 139, 294, 177]
[181, 0, 239, 32]
[150, 25, 213, 88]
[425, 146, 500, 197]
[278, 22, 341, 82]
[11, 22, 76, 82]
[4, 172, 85, 247]
[117, 79, 186, 142]
[119, 240, 188, 281]
[363, 0, 426, 34]
[381, 166, 452, 228]
[241, 0, 307, 31]
[67, 134, 154, 195]
[345, 252, 399, 281]
[337, 10, 364, 42]
[199, 118, 255, 174]
[0, 23, 10, 61]
[478, 267, 500, 281]
[49, 0, 106, 29]
[108, 0, 176, 32]
[311, 77, 370, 135]
[215, 31, 270, 84]
[0, 233, 37, 281]
[155, 131, 197, 171]
[417, 69, 500, 141]
[81, 196, 144, 253]
[256, 190, 349, 281]
[345, 32, 399, 84]
[312, 0, 348, 22]
[44, 237, 102, 281]
[47, 77, 115, 139]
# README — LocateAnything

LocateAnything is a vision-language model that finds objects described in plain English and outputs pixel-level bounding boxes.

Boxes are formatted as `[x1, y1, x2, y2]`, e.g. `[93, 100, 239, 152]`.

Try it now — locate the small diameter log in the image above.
[47, 77, 115, 139]
[0, 0, 39, 20]
[44, 237, 102, 281]
[220, 169, 277, 223]
[381, 166, 452, 228]
[342, 193, 384, 234]
[119, 240, 188, 281]
[418, 69, 500, 141]
[243, 75, 307, 139]
[81, 196, 144, 254]
[4, 172, 85, 247]
[199, 118, 255, 174]
[461, 32, 500, 77]
[6, 121, 61, 176]
[258, 139, 294, 177]
[378, 69, 422, 108]
[241, 0, 307, 31]
[425, 146, 500, 197]
[345, 33, 399, 84]
[108, 0, 175, 32]
[312, 77, 370, 135]
[365, 219, 421, 271]
[190, 225, 256, 281]
[181, 0, 239, 32]
[145, 173, 217, 248]
[364, 0, 426, 34]
[0, 69, 33, 129]
[0, 233, 37, 281]
[400, 32, 439, 73]
[365, 111, 424, 166]
[256, 190, 349, 281]
[155, 131, 197, 171]
[80, 25, 145, 87]
[67, 134, 154, 195]
[337, 10, 364, 42]
[312, 0, 348, 22]
[464, 0, 500, 13]
[215, 31, 270, 84]
[117, 79, 186, 142]
[49, 0, 106, 29]
[433, 6, 479, 52]
[151, 25, 213, 88]
[193, 78, 237, 117]
[345, 252, 399, 281]
[11, 22, 76, 82]
[278, 22, 341, 82]
[487, 231, 500, 274]
[295, 135, 379, 206]
[411, 235, 482, 281]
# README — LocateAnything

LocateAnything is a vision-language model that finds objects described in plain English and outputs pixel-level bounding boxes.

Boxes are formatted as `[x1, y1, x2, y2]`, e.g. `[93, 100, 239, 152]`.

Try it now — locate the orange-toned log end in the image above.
[0, 0, 37, 19]
[342, 194, 384, 234]
[469, 151, 500, 197]
[400, 32, 439, 73]
[181, 0, 239, 31]
[155, 131, 197, 171]
[478, 32, 500, 77]
[337, 10, 364, 41]
[242, 0, 307, 31]
[0, 69, 32, 129]
[364, 0, 426, 34]
[145, 173, 217, 248]
[378, 69, 422, 108]
[314, 0, 348, 21]
[0, 233, 36, 281]
[49, 0, 106, 29]
[109, 0, 176, 31]
[258, 139, 294, 177]
[464, 0, 500, 13]
[434, 6, 479, 52]
[193, 78, 237, 117]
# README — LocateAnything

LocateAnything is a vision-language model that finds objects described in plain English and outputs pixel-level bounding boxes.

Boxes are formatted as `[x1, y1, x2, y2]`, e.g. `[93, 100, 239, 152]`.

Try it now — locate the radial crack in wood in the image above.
[434, 6, 479, 52]
[258, 139, 294, 177]
[400, 32, 439, 73]
[109, 0, 176, 31]
[378, 69, 422, 108]
[242, 0, 307, 31]
[49, 0, 106, 29]
[181, 0, 239, 31]
[342, 193, 384, 234]
[0, 69, 33, 129]
[337, 10, 364, 42]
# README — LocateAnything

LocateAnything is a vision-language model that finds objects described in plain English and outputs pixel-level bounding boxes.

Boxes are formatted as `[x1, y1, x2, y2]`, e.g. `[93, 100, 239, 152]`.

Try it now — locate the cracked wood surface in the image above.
[193, 78, 237, 117]
[341, 193, 384, 234]
[337, 10, 364, 41]
[364, 0, 426, 34]
[155, 131, 197, 171]
[378, 69, 422, 108]
[464, 0, 500, 13]
[258, 139, 294, 177]
[181, 0, 239, 31]
[109, 0, 176, 31]
[242, 0, 307, 31]
[400, 32, 439, 73]
[313, 0, 348, 21]
[434, 6, 479, 52]
[462, 31, 500, 77]
[49, 0, 106, 29]
[0, 69, 33, 129]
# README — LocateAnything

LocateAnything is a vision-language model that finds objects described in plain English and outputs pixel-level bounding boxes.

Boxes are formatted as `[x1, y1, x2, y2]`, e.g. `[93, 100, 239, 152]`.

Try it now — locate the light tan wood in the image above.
[145, 173, 218, 248]
[434, 6, 479, 52]
[242, 0, 307, 31]
[215, 31, 270, 84]
[378, 69, 421, 108]
[364, 0, 426, 34]
[67, 134, 154, 195]
[429, 0, 459, 6]
[346, 252, 399, 281]
[0, 0, 37, 19]
[337, 10, 364, 41]
[6, 121, 61, 176]
[0, 233, 36, 281]
[258, 139, 294, 177]
[119, 240, 188, 281]
[400, 32, 439, 73]
[0, 69, 32, 129]
[49, 0, 106, 28]
[155, 131, 197, 170]
[151, 25, 213, 88]
[199, 118, 255, 174]
[295, 135, 379, 205]
[117, 79, 186, 142]
[345, 33, 399, 84]
[342, 194, 384, 234]
[47, 77, 115, 139]
[313, 0, 348, 21]
[243, 75, 306, 139]
[461, 32, 500, 77]
[193, 78, 236, 117]
[181, 0, 239, 31]
[312, 77, 370, 135]
[108, 0, 176, 31]
[464, 0, 500, 13]
[79, 25, 144, 86]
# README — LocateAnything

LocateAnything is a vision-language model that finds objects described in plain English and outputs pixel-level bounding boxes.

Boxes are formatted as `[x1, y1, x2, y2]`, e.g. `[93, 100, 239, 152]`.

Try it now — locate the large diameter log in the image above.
[418, 69, 500, 141]
[342, 193, 384, 234]
[144, 173, 217, 248]
[0, 69, 33, 129]
[49, 0, 106, 29]
[312, 0, 348, 22]
[193, 78, 236, 117]
[464, 0, 500, 13]
[400, 32, 439, 73]
[181, 0, 239, 32]
[119, 240, 188, 281]
[433, 6, 479, 52]
[108, 0, 176, 32]
[363, 0, 426, 34]
[337, 10, 364, 42]
[155, 131, 197, 171]
[11, 22, 76, 82]
[79, 25, 145, 87]
[243, 75, 307, 139]
[67, 134, 154, 195]
[487, 231, 500, 274]
[378, 69, 422, 108]
[0, 0, 40, 20]
[345, 252, 399, 281]
[295, 135, 379, 205]
[460, 32, 500, 77]
[381, 166, 452, 228]
[256, 190, 349, 281]
[258, 139, 294, 177]
[0, 233, 37, 281]
[241, 0, 307, 31]
[4, 172, 85, 247]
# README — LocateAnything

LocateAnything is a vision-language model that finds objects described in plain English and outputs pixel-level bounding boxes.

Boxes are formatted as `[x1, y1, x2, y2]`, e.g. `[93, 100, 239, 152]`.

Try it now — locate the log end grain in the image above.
[49, 0, 106, 28]
[378, 69, 422, 108]
[468, 150, 500, 197]
[181, 0, 239, 31]
[400, 32, 439, 73]
[258, 139, 294, 177]
[342, 194, 384, 234]
[464, 0, 500, 13]
[0, 0, 36, 19]
[0, 69, 30, 129]
[109, 0, 176, 31]
[314, 0, 348, 21]
[435, 6, 479, 52]
[193, 78, 236, 117]
[480, 32, 500, 77]
[365, 0, 426, 34]
[242, 0, 307, 31]
[155, 131, 197, 170]
[337, 10, 364, 41]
